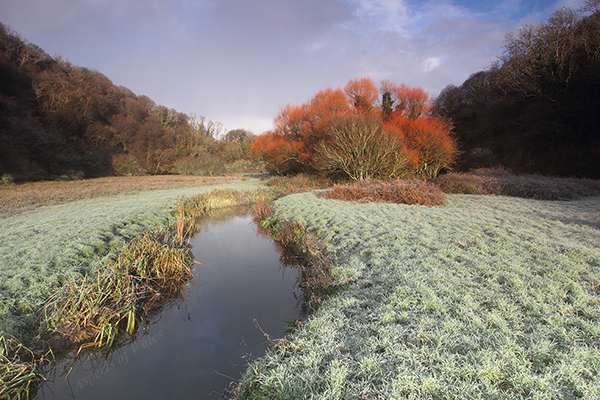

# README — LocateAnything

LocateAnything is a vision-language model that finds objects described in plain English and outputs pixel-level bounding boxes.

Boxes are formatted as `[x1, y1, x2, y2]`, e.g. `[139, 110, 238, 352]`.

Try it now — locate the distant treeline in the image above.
[434, 2, 600, 178]
[2, 2, 599, 182]
[0, 23, 257, 182]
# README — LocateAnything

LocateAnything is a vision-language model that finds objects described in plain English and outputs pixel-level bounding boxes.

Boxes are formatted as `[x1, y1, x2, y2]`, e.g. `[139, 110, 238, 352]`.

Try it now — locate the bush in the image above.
[251, 78, 457, 179]
[314, 114, 411, 180]
[1, 173, 15, 184]
[322, 179, 446, 205]
[111, 154, 148, 176]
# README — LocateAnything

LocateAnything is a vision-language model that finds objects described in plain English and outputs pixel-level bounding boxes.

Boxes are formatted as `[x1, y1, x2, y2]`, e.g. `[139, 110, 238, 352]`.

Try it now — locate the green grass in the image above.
[0, 179, 264, 341]
[0, 178, 267, 399]
[237, 192, 600, 399]
[0, 335, 48, 399]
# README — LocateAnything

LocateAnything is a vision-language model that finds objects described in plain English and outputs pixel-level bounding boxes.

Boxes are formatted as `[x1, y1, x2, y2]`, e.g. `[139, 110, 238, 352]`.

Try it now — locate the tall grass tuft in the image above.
[0, 334, 48, 400]
[322, 179, 446, 205]
[43, 231, 194, 352]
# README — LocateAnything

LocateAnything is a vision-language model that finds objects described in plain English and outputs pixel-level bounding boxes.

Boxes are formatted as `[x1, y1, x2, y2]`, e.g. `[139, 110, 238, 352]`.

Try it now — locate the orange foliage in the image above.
[385, 114, 456, 178]
[252, 77, 457, 179]
[344, 77, 379, 112]
[250, 131, 303, 175]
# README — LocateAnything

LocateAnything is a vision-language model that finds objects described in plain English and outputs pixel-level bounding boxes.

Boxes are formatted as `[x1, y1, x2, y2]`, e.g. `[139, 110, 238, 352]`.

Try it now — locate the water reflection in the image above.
[37, 208, 302, 399]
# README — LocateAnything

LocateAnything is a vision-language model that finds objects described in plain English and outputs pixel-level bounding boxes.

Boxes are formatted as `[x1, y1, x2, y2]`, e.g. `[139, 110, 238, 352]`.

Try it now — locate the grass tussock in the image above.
[43, 230, 194, 352]
[256, 204, 348, 313]
[434, 167, 600, 200]
[0, 334, 49, 400]
[322, 179, 446, 206]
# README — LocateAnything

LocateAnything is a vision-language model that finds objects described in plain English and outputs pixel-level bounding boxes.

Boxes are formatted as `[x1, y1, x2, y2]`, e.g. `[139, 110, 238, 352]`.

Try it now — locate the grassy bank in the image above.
[0, 177, 262, 341]
[238, 192, 600, 399]
[0, 174, 330, 398]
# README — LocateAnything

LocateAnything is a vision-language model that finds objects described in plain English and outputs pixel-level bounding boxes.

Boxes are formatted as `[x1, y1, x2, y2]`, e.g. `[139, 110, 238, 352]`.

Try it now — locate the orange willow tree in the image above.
[251, 78, 456, 179]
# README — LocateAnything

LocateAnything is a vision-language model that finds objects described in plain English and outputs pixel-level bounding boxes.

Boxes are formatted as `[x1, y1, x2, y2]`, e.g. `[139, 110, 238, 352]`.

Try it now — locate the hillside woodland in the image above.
[434, 2, 600, 178]
[0, 23, 256, 182]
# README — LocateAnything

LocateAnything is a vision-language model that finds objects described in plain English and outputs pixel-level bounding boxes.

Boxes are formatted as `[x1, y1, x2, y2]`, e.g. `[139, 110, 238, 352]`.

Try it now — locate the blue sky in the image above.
[0, 0, 586, 134]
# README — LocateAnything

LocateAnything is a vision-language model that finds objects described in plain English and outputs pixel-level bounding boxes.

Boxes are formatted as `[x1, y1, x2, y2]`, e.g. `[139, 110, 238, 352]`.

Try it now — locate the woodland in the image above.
[1, 1, 599, 182]
[0, 23, 256, 182]
[433, 2, 600, 178]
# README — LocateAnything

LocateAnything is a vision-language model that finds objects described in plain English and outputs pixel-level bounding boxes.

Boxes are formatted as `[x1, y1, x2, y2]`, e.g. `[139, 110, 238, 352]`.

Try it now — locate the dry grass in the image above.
[0, 334, 49, 400]
[253, 200, 351, 313]
[434, 167, 600, 200]
[322, 179, 446, 206]
[266, 218, 339, 312]
[251, 199, 275, 223]
[265, 173, 333, 196]
[43, 229, 196, 353]
[0, 175, 237, 216]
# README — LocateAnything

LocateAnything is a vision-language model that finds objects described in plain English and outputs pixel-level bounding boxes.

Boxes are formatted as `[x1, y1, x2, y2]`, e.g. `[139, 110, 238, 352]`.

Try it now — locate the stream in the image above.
[36, 208, 302, 399]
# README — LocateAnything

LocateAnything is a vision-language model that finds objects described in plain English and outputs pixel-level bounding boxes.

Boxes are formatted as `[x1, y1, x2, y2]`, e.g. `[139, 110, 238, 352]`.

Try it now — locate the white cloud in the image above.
[423, 56, 442, 72]
[351, 0, 411, 33]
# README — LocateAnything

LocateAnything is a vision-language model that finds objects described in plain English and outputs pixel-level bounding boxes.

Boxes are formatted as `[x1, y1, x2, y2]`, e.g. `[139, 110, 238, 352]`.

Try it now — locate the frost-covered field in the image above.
[240, 193, 600, 399]
[0, 179, 262, 338]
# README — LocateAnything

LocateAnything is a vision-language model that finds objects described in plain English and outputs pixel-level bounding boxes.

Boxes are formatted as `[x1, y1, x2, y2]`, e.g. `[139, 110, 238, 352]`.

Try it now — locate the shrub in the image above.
[433, 172, 503, 195]
[314, 114, 411, 180]
[434, 168, 600, 200]
[251, 78, 457, 179]
[322, 179, 446, 205]
[111, 154, 148, 176]
[1, 173, 15, 184]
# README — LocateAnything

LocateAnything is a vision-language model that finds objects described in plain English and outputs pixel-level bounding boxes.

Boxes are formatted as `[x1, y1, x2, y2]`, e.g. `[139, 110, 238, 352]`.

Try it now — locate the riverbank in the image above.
[238, 192, 600, 399]
[0, 177, 263, 341]
[0, 174, 329, 398]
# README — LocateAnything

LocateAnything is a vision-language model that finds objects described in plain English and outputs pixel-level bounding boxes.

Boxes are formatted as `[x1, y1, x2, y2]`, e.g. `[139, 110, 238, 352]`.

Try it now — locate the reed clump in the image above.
[322, 179, 446, 205]
[0, 334, 49, 400]
[43, 230, 194, 352]
[434, 167, 600, 200]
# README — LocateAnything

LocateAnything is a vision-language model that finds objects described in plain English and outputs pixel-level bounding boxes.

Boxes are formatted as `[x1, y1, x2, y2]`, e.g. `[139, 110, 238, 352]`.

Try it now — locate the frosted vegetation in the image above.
[0, 179, 263, 339]
[239, 192, 600, 399]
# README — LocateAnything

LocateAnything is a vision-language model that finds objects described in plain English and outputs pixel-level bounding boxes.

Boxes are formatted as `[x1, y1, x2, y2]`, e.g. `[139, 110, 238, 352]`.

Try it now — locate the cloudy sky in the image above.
[0, 0, 587, 134]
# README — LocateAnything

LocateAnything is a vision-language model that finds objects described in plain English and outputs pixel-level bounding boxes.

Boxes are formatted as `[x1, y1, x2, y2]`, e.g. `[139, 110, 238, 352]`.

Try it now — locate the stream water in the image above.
[36, 208, 302, 399]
